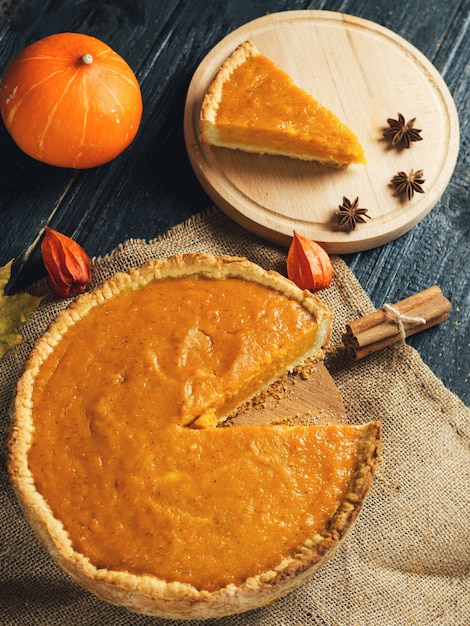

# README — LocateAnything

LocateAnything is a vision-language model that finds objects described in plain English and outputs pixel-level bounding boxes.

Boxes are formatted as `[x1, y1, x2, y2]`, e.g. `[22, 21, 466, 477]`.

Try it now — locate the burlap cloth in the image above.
[1, 207, 469, 626]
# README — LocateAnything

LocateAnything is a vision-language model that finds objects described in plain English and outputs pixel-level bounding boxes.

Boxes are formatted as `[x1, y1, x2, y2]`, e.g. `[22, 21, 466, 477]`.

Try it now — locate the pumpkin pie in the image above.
[9, 253, 381, 619]
[200, 40, 366, 167]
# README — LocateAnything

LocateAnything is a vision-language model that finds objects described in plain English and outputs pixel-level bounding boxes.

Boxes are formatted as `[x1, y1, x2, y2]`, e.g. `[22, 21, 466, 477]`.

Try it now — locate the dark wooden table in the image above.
[0, 0, 468, 406]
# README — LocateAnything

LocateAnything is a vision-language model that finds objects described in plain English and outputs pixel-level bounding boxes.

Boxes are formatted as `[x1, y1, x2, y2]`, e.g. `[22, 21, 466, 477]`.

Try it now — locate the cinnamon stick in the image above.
[343, 286, 451, 360]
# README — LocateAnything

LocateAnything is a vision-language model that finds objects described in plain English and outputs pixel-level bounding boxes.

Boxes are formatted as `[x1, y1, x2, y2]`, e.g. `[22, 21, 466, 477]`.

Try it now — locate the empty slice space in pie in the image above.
[9, 253, 381, 620]
[200, 40, 366, 167]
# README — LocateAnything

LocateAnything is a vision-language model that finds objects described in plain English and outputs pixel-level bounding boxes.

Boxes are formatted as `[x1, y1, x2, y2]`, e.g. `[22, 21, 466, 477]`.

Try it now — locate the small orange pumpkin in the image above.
[0, 32, 143, 168]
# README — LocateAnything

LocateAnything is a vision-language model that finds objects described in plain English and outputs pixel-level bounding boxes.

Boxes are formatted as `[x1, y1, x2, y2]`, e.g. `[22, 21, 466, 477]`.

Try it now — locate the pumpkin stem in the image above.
[81, 53, 93, 65]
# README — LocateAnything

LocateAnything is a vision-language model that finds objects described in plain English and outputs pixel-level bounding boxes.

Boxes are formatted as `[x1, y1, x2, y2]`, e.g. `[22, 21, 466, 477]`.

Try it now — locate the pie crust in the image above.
[9, 253, 380, 620]
[200, 40, 366, 167]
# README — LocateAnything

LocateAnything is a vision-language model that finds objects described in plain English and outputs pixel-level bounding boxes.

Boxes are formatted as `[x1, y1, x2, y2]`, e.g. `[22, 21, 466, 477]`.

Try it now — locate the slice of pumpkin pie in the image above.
[9, 253, 381, 620]
[200, 40, 366, 167]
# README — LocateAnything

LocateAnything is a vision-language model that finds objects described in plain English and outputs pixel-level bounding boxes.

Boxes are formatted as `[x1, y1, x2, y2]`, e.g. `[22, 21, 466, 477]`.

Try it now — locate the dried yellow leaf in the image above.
[0, 260, 43, 359]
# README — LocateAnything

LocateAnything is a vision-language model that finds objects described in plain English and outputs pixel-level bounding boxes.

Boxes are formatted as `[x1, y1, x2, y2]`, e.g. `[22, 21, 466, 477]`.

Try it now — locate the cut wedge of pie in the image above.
[9, 253, 381, 620]
[200, 40, 366, 167]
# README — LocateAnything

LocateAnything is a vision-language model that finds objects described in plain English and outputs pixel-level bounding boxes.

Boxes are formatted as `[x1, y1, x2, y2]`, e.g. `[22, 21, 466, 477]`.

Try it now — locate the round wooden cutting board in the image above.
[234, 362, 347, 427]
[184, 11, 459, 253]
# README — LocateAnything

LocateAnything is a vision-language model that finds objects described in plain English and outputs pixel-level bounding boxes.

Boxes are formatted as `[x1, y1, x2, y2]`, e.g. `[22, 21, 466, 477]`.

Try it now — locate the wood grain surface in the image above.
[234, 363, 347, 426]
[185, 11, 459, 252]
[0, 0, 468, 408]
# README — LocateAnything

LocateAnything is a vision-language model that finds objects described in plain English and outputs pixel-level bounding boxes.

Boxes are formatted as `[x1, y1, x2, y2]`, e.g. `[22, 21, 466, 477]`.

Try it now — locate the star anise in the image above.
[335, 196, 371, 230]
[383, 113, 423, 148]
[390, 169, 425, 201]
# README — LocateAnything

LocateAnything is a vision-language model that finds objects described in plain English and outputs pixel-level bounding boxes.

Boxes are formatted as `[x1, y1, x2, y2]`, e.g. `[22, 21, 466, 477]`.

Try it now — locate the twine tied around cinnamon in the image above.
[381, 303, 426, 341]
[342, 286, 452, 360]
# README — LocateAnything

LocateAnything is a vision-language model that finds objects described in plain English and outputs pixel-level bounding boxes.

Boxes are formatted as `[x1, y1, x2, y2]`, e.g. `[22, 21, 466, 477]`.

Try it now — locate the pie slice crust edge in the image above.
[200, 40, 366, 167]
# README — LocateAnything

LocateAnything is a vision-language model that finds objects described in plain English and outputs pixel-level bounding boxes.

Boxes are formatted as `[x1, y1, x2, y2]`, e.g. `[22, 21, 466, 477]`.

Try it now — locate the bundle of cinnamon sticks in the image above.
[343, 285, 452, 360]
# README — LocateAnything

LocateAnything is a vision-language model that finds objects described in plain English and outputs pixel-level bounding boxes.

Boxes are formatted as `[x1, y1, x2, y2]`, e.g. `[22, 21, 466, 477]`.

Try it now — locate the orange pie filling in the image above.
[214, 54, 365, 164]
[25, 274, 364, 592]
[30, 422, 363, 591]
